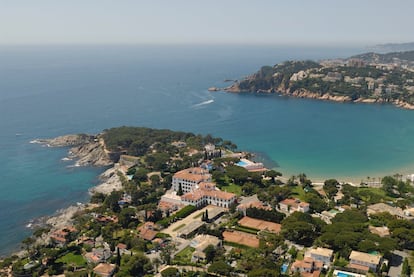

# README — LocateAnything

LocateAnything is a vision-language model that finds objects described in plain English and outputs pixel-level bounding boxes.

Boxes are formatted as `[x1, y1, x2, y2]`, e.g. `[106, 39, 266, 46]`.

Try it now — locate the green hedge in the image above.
[157, 205, 197, 227]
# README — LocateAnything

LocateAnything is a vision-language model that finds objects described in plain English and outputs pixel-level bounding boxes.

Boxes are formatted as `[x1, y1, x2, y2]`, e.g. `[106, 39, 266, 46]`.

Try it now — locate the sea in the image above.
[1, 44, 414, 256]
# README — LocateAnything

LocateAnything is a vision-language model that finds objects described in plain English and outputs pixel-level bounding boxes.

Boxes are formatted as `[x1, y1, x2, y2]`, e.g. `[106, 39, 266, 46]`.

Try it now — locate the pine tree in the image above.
[402, 258, 411, 277]
[116, 247, 121, 267]
[178, 183, 183, 196]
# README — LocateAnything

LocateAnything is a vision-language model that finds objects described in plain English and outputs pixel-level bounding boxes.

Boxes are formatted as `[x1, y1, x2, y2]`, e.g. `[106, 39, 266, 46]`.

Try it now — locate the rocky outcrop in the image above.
[394, 99, 414, 110]
[89, 167, 123, 195]
[69, 141, 113, 167]
[34, 134, 94, 147]
[34, 134, 113, 167]
[290, 89, 352, 102]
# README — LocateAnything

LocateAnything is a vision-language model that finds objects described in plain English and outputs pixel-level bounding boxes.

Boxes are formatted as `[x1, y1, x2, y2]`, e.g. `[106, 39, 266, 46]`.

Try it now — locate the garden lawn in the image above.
[56, 253, 87, 267]
[221, 183, 242, 195]
[173, 246, 195, 264]
[291, 186, 307, 202]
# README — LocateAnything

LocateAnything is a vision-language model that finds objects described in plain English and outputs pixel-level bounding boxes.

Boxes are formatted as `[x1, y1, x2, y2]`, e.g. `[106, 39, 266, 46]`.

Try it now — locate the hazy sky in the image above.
[0, 0, 413, 46]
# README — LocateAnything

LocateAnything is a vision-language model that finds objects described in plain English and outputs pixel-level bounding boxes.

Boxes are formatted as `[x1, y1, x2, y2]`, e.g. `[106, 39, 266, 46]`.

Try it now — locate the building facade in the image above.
[172, 167, 211, 193]
[181, 182, 236, 208]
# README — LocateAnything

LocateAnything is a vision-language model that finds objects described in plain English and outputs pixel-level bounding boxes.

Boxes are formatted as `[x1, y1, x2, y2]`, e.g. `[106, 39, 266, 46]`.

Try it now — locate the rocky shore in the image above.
[221, 83, 414, 110]
[33, 134, 113, 167]
[20, 134, 123, 256]
[89, 166, 123, 195]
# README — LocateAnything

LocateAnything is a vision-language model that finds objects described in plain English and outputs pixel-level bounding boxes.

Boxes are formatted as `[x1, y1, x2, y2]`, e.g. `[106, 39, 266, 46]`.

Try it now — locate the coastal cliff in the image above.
[220, 53, 414, 110]
[34, 134, 113, 167]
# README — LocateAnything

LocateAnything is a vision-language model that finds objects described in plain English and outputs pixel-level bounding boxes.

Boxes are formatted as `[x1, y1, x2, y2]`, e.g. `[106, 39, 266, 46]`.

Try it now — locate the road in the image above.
[388, 250, 409, 277]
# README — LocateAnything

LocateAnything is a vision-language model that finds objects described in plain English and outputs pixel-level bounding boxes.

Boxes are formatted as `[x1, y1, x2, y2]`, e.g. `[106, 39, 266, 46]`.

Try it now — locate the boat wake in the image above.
[192, 99, 214, 108]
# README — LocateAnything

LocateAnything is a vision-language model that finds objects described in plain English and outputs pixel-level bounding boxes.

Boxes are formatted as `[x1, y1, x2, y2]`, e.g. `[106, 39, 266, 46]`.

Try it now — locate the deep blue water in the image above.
[1, 44, 414, 256]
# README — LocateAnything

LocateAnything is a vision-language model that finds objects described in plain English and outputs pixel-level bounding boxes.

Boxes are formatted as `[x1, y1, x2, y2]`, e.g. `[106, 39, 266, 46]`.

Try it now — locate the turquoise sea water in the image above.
[1, 45, 414, 255]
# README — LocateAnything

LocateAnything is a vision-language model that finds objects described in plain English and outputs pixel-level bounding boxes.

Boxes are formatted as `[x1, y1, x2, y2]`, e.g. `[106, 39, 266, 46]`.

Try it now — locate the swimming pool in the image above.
[281, 263, 288, 274]
[236, 160, 248, 167]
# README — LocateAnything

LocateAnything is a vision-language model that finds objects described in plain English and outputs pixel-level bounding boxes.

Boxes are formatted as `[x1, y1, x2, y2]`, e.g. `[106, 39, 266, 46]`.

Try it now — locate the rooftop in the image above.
[349, 250, 381, 265]
[181, 182, 236, 201]
[309, 247, 334, 258]
[93, 263, 116, 276]
[173, 167, 211, 182]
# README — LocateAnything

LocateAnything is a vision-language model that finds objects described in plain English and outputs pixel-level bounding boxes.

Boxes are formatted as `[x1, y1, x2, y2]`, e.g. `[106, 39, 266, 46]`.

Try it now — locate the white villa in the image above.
[172, 167, 211, 193]
[181, 182, 236, 208]
[348, 250, 382, 273]
[307, 247, 334, 265]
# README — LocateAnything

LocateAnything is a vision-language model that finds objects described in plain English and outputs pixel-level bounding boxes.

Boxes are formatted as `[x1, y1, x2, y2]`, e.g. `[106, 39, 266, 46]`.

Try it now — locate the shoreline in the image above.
[10, 165, 124, 259]
[5, 136, 122, 259]
[5, 131, 414, 258]
[219, 84, 414, 111]
[252, 151, 414, 185]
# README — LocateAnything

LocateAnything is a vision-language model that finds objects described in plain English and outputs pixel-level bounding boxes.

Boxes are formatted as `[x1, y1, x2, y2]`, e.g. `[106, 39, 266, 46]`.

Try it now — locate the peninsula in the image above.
[2, 126, 414, 277]
[222, 50, 414, 110]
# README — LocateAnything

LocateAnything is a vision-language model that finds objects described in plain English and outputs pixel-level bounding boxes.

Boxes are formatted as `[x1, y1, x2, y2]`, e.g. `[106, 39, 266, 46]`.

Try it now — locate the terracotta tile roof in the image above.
[96, 215, 118, 223]
[291, 259, 313, 270]
[302, 270, 321, 277]
[291, 257, 323, 276]
[116, 243, 127, 250]
[158, 200, 183, 212]
[181, 190, 204, 201]
[202, 188, 236, 201]
[139, 228, 158, 241]
[238, 216, 281, 233]
[181, 182, 236, 202]
[50, 227, 77, 244]
[280, 198, 309, 208]
[173, 168, 211, 182]
[137, 221, 157, 231]
[85, 252, 102, 263]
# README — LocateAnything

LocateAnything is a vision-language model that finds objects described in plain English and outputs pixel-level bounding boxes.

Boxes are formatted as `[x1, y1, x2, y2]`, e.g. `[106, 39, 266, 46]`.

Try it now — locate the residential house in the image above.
[291, 257, 323, 277]
[85, 248, 112, 264]
[348, 250, 382, 273]
[94, 214, 118, 224]
[368, 226, 390, 237]
[279, 198, 310, 213]
[137, 221, 158, 241]
[93, 263, 116, 277]
[237, 200, 272, 216]
[367, 203, 413, 220]
[307, 247, 334, 266]
[190, 234, 222, 262]
[50, 226, 77, 246]
[116, 243, 129, 255]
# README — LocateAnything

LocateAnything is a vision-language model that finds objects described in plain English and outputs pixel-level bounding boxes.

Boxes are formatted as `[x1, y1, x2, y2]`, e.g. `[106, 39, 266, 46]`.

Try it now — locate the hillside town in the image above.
[1, 127, 414, 277]
[226, 50, 414, 110]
